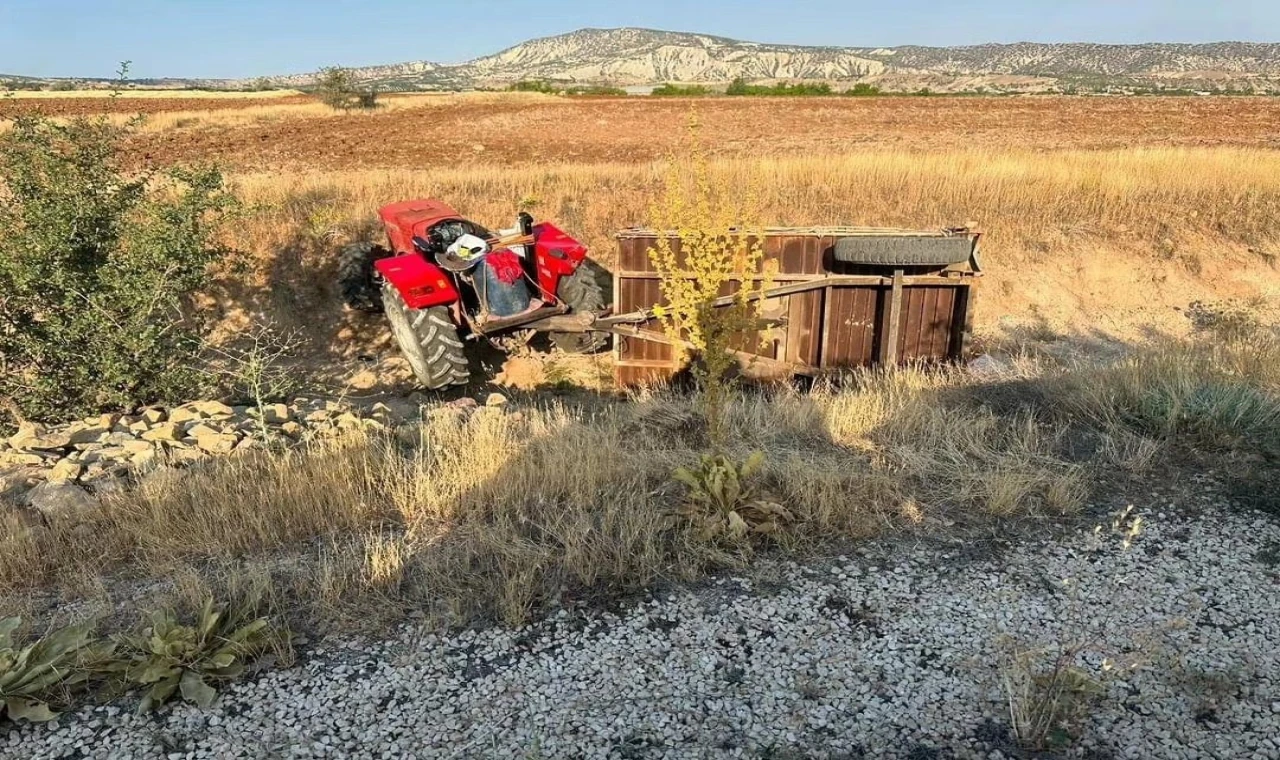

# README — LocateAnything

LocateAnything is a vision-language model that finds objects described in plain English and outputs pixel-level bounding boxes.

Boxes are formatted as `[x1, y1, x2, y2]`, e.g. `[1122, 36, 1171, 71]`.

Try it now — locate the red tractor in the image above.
[338, 200, 609, 389]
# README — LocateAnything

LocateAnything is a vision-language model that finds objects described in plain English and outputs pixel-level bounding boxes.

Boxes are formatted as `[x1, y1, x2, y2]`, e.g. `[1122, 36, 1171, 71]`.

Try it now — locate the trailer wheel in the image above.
[832, 236, 973, 267]
[339, 242, 389, 312]
[550, 260, 610, 353]
[381, 282, 470, 390]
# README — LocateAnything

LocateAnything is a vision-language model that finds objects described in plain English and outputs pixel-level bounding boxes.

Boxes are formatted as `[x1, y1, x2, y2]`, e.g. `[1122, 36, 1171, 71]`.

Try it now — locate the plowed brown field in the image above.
[121, 95, 1280, 170]
[0, 94, 313, 117]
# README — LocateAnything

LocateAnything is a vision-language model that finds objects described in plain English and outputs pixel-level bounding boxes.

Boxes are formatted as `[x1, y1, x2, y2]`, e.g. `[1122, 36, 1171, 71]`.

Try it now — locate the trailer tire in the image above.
[832, 236, 973, 267]
[339, 242, 389, 312]
[381, 282, 470, 390]
[550, 260, 610, 354]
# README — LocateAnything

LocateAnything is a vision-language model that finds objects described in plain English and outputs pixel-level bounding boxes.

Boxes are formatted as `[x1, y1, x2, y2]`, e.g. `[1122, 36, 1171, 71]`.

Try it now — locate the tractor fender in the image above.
[374, 254, 459, 310]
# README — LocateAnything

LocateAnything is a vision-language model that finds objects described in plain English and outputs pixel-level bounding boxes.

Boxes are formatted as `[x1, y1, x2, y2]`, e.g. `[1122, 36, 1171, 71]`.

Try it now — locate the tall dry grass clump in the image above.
[1062, 329, 1280, 451]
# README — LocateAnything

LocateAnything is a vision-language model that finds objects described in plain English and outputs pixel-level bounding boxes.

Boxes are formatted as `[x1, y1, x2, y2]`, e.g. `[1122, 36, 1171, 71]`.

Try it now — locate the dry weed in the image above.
[0, 378, 1088, 628]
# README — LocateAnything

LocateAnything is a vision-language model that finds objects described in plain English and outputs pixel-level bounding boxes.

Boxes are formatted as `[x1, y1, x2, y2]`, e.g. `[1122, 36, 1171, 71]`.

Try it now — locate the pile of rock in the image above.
[0, 397, 416, 525]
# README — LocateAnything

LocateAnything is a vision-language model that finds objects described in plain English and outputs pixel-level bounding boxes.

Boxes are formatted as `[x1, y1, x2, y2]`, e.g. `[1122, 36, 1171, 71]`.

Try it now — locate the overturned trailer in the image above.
[609, 227, 983, 386]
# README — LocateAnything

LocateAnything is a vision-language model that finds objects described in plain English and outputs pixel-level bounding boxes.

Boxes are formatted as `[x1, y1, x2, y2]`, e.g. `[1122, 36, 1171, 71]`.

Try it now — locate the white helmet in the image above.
[447, 233, 490, 260]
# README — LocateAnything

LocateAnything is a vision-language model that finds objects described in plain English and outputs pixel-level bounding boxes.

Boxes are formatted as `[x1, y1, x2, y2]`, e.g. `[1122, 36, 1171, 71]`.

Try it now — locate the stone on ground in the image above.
[25, 482, 98, 523]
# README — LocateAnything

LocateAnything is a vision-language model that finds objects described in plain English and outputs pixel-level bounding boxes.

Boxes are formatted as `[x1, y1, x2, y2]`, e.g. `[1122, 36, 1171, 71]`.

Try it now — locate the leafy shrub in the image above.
[314, 66, 378, 111]
[117, 598, 281, 712]
[674, 452, 793, 539]
[0, 618, 105, 723]
[567, 85, 627, 97]
[0, 109, 234, 424]
[647, 112, 773, 443]
[507, 80, 559, 94]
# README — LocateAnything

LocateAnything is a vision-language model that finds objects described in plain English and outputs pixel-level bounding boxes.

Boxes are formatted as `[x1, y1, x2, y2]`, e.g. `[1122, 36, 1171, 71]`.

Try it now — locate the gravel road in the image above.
[5, 499, 1279, 760]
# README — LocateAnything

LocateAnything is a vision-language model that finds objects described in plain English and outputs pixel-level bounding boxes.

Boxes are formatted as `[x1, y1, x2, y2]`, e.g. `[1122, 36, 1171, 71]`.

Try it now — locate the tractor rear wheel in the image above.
[339, 242, 388, 312]
[550, 260, 609, 354]
[381, 281, 470, 390]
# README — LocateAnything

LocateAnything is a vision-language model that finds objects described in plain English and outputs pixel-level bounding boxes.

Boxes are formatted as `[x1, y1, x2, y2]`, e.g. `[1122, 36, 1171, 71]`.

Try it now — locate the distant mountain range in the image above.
[7, 27, 1280, 93]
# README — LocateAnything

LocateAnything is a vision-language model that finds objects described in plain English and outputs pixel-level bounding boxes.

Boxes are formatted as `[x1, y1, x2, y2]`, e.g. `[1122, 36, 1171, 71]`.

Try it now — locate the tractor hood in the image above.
[377, 199, 463, 256]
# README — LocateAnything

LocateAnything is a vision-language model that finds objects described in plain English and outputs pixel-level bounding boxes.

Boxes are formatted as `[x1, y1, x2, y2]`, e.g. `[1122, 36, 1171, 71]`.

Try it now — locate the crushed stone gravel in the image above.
[4, 503, 1279, 759]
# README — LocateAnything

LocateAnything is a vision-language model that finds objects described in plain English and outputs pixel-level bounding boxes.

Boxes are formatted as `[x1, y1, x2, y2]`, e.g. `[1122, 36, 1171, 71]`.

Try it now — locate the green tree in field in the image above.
[0, 107, 234, 424]
[315, 66, 379, 110]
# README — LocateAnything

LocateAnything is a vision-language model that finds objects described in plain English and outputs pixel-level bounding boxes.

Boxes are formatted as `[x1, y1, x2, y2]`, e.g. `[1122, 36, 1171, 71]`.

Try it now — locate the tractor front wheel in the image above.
[381, 281, 470, 390]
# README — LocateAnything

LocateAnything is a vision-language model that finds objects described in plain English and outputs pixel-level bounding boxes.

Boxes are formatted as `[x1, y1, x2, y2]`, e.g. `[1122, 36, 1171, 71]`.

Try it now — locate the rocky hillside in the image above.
[461, 28, 888, 84]
[288, 28, 1280, 93]
[7, 28, 1280, 93]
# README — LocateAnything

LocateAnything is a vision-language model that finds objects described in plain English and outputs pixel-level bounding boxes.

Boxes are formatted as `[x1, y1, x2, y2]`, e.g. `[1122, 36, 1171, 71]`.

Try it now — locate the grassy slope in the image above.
[3, 331, 1276, 634]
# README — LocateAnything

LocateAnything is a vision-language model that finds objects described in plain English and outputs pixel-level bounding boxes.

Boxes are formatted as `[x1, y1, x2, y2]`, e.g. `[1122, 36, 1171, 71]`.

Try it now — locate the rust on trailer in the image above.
[613, 227, 982, 387]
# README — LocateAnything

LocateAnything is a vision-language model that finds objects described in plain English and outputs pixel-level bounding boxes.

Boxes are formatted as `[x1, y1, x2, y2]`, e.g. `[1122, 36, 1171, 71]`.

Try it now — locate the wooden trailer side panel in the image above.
[613, 230, 979, 386]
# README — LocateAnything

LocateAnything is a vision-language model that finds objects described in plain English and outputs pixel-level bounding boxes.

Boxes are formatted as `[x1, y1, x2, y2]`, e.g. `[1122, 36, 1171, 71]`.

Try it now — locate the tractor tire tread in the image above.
[381, 282, 469, 390]
[832, 236, 973, 267]
[551, 259, 611, 354]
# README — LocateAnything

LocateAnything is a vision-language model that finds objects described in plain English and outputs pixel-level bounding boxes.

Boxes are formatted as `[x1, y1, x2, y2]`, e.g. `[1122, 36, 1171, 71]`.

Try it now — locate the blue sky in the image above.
[0, 0, 1274, 79]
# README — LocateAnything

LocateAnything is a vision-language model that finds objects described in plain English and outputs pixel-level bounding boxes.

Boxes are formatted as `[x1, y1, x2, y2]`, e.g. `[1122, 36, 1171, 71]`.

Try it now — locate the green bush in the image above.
[507, 80, 559, 94]
[651, 83, 714, 97]
[566, 85, 627, 97]
[507, 80, 626, 97]
[725, 78, 837, 97]
[844, 83, 883, 96]
[0, 110, 234, 424]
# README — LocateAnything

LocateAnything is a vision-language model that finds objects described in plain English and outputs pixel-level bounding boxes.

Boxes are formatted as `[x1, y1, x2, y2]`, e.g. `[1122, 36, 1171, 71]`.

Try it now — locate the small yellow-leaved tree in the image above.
[648, 112, 774, 447]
